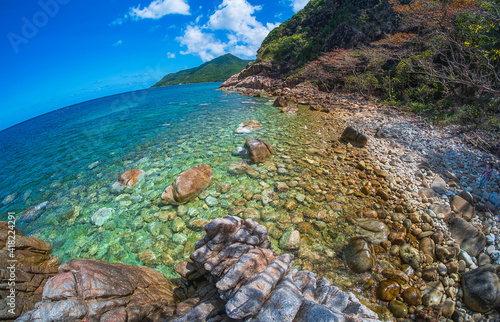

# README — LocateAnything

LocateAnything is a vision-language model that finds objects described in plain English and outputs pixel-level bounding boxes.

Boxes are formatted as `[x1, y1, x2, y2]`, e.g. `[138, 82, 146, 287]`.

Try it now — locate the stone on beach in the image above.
[449, 217, 486, 257]
[273, 96, 287, 107]
[235, 120, 262, 133]
[244, 138, 274, 163]
[450, 195, 475, 221]
[161, 164, 214, 205]
[462, 264, 500, 313]
[340, 126, 368, 147]
[110, 169, 145, 193]
[282, 104, 298, 114]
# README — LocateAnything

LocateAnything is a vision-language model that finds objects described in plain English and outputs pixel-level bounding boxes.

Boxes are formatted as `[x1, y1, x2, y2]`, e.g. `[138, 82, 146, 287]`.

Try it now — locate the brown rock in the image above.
[402, 287, 422, 306]
[449, 217, 485, 258]
[340, 126, 368, 147]
[376, 280, 401, 301]
[161, 164, 213, 205]
[111, 169, 145, 192]
[244, 138, 274, 163]
[451, 195, 475, 221]
[273, 97, 287, 107]
[343, 237, 376, 273]
[18, 259, 177, 321]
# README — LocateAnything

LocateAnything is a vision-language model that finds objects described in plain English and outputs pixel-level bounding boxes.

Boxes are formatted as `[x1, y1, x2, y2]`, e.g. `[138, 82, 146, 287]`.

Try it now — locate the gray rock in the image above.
[422, 281, 444, 306]
[462, 264, 500, 313]
[399, 243, 425, 270]
[186, 216, 378, 321]
[340, 126, 368, 147]
[449, 217, 486, 257]
[279, 230, 301, 250]
[431, 175, 447, 194]
[17, 201, 50, 224]
[91, 207, 114, 226]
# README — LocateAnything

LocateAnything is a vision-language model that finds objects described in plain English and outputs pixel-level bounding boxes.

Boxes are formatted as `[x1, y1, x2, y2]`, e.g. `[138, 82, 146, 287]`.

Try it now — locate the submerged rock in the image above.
[343, 236, 376, 273]
[110, 169, 145, 193]
[17, 259, 177, 321]
[282, 104, 298, 114]
[161, 164, 214, 205]
[235, 120, 262, 133]
[17, 201, 50, 224]
[244, 138, 274, 163]
[356, 218, 390, 245]
[91, 207, 115, 226]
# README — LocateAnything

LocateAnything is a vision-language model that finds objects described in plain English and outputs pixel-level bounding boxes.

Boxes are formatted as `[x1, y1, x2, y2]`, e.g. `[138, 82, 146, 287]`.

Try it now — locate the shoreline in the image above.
[221, 83, 500, 320]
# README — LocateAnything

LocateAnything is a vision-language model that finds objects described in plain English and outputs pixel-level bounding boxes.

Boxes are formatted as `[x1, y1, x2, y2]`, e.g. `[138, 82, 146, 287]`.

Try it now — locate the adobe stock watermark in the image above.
[7, 0, 70, 54]
[6, 212, 17, 316]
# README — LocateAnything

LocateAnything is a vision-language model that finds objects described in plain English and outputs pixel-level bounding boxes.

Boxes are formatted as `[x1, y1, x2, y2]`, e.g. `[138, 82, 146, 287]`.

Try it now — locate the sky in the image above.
[0, 0, 309, 131]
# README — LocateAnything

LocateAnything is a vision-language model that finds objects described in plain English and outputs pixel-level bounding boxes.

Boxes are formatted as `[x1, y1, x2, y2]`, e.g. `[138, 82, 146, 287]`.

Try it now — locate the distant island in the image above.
[152, 53, 252, 87]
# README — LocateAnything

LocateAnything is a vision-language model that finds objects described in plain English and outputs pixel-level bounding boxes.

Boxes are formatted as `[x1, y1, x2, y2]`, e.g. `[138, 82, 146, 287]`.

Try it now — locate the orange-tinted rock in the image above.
[344, 237, 376, 273]
[111, 169, 145, 192]
[402, 287, 422, 306]
[376, 280, 401, 301]
[161, 164, 213, 205]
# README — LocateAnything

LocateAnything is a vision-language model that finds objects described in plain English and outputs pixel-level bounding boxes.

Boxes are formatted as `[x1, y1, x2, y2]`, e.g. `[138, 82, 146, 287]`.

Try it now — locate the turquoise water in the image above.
[0, 83, 367, 284]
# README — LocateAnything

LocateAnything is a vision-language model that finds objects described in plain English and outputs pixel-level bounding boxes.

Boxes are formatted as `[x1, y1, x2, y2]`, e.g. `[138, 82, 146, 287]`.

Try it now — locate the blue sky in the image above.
[1, 0, 308, 131]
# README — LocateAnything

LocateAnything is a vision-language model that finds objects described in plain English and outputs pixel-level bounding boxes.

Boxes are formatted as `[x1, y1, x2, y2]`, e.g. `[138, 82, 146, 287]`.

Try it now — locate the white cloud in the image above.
[113, 40, 123, 47]
[176, 25, 226, 61]
[207, 0, 278, 49]
[290, 0, 309, 12]
[129, 0, 190, 19]
[167, 52, 176, 58]
[110, 15, 127, 26]
[177, 0, 279, 61]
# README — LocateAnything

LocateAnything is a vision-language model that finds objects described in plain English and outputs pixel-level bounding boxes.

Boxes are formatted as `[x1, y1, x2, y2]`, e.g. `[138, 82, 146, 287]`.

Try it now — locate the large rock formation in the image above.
[17, 259, 178, 321]
[0, 221, 60, 320]
[161, 164, 214, 205]
[171, 216, 379, 321]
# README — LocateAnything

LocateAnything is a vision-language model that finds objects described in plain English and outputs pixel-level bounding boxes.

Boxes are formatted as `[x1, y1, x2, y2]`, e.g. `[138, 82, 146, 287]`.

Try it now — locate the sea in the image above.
[0, 82, 360, 283]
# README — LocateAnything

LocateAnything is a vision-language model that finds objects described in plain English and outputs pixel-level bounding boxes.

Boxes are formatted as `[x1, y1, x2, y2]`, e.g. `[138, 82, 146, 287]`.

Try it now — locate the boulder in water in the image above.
[161, 164, 213, 205]
[244, 138, 273, 163]
[343, 236, 376, 273]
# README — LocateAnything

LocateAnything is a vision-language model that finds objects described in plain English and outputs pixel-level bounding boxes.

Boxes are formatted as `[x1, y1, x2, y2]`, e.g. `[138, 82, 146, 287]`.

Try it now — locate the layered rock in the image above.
[110, 169, 145, 193]
[0, 222, 60, 320]
[161, 164, 214, 205]
[244, 138, 274, 163]
[172, 216, 379, 321]
[18, 259, 177, 321]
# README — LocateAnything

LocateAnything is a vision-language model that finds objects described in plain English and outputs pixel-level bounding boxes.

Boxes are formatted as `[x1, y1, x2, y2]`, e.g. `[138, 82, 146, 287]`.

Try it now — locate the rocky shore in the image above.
[2, 79, 500, 321]
[218, 79, 500, 320]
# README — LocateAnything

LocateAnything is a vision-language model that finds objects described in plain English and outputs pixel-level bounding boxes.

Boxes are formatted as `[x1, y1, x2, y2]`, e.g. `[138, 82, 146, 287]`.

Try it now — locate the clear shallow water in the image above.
[0, 83, 364, 283]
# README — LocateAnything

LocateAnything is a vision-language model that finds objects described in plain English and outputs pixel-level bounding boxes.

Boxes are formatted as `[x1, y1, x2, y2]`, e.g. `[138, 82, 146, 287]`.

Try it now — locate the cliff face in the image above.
[220, 0, 398, 91]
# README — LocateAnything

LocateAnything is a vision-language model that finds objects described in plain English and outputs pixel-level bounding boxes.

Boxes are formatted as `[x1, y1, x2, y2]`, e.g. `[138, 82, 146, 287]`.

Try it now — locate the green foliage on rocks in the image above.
[153, 54, 251, 87]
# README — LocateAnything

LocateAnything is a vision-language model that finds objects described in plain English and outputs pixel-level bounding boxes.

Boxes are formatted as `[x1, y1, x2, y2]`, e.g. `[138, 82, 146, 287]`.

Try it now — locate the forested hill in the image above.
[222, 0, 499, 129]
[152, 54, 252, 87]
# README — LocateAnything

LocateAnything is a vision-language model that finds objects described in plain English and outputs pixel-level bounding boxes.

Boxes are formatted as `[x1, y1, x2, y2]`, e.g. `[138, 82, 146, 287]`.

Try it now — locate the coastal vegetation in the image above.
[255, 0, 500, 129]
[152, 53, 251, 87]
